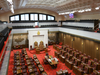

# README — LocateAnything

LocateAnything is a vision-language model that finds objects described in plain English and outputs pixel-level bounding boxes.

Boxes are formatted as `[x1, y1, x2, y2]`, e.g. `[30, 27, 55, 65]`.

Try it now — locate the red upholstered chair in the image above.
[83, 53, 87, 56]
[34, 71, 39, 75]
[30, 45, 32, 50]
[82, 57, 88, 63]
[21, 65, 26, 69]
[21, 63, 25, 66]
[83, 66, 89, 74]
[91, 70, 100, 75]
[70, 57, 76, 63]
[92, 63, 98, 70]
[98, 60, 100, 64]
[79, 55, 84, 61]
[13, 69, 17, 74]
[64, 53, 69, 58]
[22, 69, 27, 73]
[94, 58, 98, 62]
[33, 68, 37, 72]
[79, 51, 82, 54]
[79, 63, 85, 70]
[74, 59, 81, 66]
[43, 59, 48, 64]
[87, 60, 92, 66]
[32, 64, 36, 68]
[23, 72, 28, 75]
[59, 42, 62, 45]
[74, 52, 79, 58]
[87, 55, 91, 60]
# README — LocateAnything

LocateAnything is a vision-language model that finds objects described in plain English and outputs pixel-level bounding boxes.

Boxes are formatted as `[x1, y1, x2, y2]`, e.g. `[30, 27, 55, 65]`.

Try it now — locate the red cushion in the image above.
[59, 42, 62, 45]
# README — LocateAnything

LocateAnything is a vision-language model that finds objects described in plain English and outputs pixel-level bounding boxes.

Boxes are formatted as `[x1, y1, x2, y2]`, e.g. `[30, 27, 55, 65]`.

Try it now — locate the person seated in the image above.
[54, 57, 58, 62]
[48, 59, 52, 63]
[46, 53, 49, 58]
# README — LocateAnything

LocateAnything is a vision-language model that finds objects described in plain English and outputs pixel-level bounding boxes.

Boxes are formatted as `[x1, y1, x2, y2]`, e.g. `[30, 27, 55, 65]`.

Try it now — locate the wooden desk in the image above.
[17, 66, 21, 70]
[17, 69, 22, 75]
[33, 54, 37, 59]
[28, 65, 33, 69]
[16, 51, 20, 55]
[46, 55, 58, 65]
[42, 72, 48, 75]
[77, 69, 84, 75]
[14, 62, 20, 66]
[36, 48, 40, 54]
[29, 68, 34, 73]
[56, 70, 63, 75]
[45, 55, 58, 68]
[27, 61, 31, 65]
[15, 60, 20, 63]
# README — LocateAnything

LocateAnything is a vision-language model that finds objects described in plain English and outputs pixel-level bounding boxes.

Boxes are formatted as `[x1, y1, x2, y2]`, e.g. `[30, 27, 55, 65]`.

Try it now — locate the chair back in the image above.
[40, 41, 43, 45]
[34, 41, 38, 46]
[34, 41, 38, 48]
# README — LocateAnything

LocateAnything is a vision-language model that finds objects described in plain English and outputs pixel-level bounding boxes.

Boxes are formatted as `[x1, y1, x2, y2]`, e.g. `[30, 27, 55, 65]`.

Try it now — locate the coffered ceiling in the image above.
[0, 0, 100, 14]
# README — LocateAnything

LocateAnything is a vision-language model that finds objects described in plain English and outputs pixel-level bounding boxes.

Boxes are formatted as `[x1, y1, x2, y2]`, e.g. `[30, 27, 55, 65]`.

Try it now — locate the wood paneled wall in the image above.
[59, 32, 100, 60]
[59, 33, 64, 44]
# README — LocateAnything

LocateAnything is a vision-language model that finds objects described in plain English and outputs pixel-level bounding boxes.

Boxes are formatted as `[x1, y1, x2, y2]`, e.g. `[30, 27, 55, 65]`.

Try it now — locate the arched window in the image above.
[9, 13, 55, 23]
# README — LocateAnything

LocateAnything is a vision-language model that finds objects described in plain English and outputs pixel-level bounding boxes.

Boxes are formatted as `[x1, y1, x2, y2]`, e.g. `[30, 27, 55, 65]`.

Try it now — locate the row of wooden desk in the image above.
[53, 45, 100, 75]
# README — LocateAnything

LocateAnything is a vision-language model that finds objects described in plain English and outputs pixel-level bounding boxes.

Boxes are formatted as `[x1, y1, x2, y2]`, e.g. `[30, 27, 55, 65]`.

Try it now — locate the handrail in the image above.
[0, 34, 13, 75]
[0, 41, 8, 62]
[0, 31, 11, 63]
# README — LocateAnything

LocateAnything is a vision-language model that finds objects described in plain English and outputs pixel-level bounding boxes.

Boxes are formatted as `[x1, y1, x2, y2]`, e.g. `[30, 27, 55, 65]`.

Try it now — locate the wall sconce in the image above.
[64, 37, 65, 38]
[96, 47, 98, 51]
[82, 42, 83, 45]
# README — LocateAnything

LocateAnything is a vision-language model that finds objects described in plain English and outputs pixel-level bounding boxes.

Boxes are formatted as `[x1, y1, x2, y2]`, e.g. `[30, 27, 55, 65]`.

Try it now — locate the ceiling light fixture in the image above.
[59, 8, 91, 15]
[59, 10, 77, 15]
[95, 7, 99, 10]
[7, 0, 14, 13]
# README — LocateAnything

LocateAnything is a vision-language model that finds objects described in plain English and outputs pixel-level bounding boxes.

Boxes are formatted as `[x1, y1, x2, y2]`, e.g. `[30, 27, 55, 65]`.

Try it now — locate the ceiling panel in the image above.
[0, 0, 100, 14]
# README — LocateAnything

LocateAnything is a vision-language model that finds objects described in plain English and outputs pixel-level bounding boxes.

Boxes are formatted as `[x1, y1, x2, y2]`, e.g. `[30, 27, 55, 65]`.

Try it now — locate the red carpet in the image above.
[8, 46, 75, 75]
[0, 31, 11, 68]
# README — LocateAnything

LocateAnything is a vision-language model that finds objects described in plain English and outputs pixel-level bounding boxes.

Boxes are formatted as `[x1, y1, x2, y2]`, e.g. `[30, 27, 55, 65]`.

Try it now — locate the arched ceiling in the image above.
[0, 0, 100, 14]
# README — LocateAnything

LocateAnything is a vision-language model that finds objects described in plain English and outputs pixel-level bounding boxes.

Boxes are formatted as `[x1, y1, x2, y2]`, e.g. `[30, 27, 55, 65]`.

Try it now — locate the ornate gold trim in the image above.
[37, 31, 40, 35]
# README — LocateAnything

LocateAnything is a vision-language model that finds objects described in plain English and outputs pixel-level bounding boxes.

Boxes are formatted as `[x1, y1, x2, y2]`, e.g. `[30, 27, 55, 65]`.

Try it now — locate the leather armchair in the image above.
[83, 66, 89, 74]
[91, 70, 100, 75]
[39, 44, 44, 50]
[94, 58, 98, 62]
[34, 41, 38, 49]
[82, 57, 88, 63]
[39, 41, 45, 51]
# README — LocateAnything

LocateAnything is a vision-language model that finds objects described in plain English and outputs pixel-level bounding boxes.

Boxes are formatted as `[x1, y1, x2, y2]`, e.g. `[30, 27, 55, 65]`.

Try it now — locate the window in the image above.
[21, 14, 29, 21]
[51, 16, 54, 20]
[10, 16, 14, 21]
[10, 13, 55, 22]
[48, 16, 51, 20]
[43, 15, 46, 20]
[39, 14, 43, 20]
[15, 15, 19, 21]
[30, 14, 38, 20]
[48, 16, 54, 20]
[21, 14, 24, 21]
[25, 14, 29, 20]
[39, 14, 46, 20]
